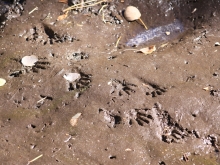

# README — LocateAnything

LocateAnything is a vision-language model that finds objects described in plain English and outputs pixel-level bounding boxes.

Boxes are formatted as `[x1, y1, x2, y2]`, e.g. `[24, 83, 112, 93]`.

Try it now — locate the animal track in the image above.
[99, 108, 121, 128]
[67, 51, 89, 61]
[100, 103, 190, 143]
[66, 72, 91, 93]
[151, 103, 190, 143]
[22, 25, 77, 45]
[210, 89, 220, 97]
[109, 79, 137, 97]
[142, 82, 166, 97]
[125, 108, 153, 126]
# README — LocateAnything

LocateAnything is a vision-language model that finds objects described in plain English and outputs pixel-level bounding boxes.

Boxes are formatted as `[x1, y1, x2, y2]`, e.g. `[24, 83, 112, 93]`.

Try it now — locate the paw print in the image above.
[142, 82, 166, 97]
[66, 72, 91, 93]
[125, 109, 153, 126]
[31, 60, 50, 73]
[99, 108, 121, 128]
[109, 79, 137, 97]
[153, 104, 189, 143]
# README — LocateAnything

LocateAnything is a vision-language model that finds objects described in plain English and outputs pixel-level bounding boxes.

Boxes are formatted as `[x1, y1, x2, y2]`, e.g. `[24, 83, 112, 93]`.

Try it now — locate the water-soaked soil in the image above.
[1, 0, 220, 164]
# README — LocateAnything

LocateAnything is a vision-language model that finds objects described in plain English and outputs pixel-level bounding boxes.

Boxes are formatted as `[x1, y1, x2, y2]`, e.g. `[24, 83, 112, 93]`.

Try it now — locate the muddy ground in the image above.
[1, 0, 220, 164]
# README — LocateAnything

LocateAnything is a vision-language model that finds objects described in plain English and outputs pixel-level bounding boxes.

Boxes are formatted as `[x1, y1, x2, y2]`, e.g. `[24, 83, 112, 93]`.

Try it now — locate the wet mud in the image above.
[1, 0, 220, 164]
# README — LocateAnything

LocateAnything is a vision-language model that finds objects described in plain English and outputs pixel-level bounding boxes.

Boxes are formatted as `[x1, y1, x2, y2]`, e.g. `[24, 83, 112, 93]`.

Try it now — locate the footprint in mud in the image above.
[21, 24, 77, 45]
[151, 103, 190, 143]
[142, 82, 166, 97]
[9, 57, 50, 76]
[99, 108, 121, 128]
[109, 79, 137, 98]
[66, 51, 89, 61]
[210, 89, 220, 97]
[66, 72, 92, 94]
[125, 108, 153, 126]
[125, 103, 191, 143]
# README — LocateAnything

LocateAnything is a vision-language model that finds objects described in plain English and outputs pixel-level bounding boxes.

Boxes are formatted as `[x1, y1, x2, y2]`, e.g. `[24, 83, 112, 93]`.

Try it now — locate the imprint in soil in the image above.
[99, 108, 121, 128]
[142, 82, 166, 97]
[109, 79, 137, 97]
[125, 103, 192, 143]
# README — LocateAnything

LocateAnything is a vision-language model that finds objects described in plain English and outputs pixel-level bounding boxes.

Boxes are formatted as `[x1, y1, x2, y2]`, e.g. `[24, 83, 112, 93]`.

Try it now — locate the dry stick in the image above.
[138, 18, 148, 30]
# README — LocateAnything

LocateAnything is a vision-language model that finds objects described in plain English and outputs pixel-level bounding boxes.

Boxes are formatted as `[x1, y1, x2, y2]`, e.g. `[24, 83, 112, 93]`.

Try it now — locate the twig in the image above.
[27, 154, 43, 165]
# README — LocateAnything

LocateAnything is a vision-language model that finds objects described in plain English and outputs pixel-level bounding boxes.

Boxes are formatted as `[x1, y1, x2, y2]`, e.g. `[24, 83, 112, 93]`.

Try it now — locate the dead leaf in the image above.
[139, 45, 156, 55]
[70, 113, 82, 127]
[57, 12, 68, 21]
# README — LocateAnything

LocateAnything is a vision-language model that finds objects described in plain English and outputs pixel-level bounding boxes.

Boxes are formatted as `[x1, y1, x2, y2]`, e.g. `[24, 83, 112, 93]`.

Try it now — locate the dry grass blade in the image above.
[115, 36, 121, 47]
[63, 0, 107, 12]
[27, 154, 43, 165]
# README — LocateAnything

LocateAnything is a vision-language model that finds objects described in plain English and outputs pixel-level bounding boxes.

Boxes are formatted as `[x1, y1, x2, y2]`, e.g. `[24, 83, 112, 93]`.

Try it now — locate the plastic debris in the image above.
[21, 55, 38, 67]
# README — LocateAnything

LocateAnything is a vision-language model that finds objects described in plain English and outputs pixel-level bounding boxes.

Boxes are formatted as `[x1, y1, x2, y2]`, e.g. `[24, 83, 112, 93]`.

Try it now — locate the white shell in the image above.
[0, 78, 6, 86]
[21, 55, 38, 67]
[124, 6, 141, 21]
[63, 73, 81, 82]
